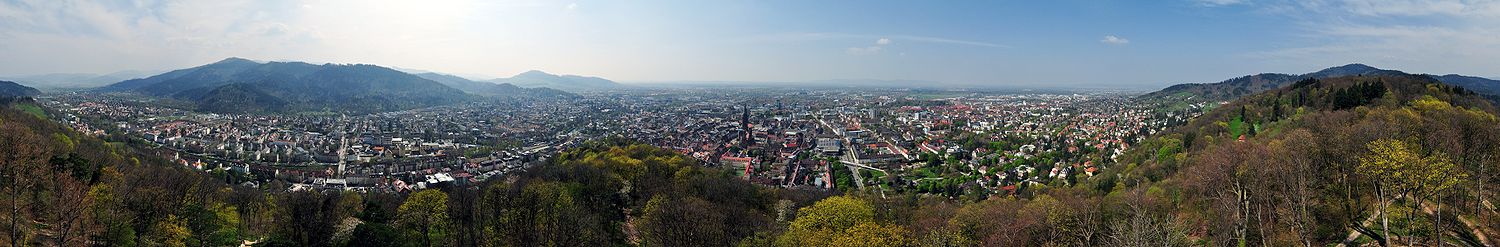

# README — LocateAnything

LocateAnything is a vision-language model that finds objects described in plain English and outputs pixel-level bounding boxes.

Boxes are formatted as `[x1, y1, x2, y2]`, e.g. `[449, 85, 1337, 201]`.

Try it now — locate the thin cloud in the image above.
[889, 35, 1006, 48]
[846, 46, 883, 55]
[1203, 0, 1500, 17]
[1233, 0, 1500, 77]
[1101, 35, 1130, 45]
[753, 32, 1008, 48]
[1193, 0, 1247, 7]
[847, 37, 893, 55]
[1313, 0, 1500, 17]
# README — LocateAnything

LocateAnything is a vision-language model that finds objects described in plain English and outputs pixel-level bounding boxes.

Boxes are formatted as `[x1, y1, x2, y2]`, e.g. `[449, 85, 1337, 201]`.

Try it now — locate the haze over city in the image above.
[3, 0, 1498, 87]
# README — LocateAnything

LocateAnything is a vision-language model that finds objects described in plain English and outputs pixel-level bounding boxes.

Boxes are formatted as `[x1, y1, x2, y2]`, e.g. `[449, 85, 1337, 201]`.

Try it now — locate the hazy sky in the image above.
[1, 0, 1497, 88]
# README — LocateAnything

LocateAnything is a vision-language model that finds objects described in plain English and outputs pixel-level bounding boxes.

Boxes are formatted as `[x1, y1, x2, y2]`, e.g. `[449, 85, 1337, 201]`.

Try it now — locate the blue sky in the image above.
[1, 0, 1497, 88]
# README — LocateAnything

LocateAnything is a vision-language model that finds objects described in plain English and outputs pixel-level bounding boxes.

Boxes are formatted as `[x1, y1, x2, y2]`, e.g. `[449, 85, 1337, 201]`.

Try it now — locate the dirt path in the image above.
[1419, 202, 1494, 247]
[1337, 213, 1380, 247]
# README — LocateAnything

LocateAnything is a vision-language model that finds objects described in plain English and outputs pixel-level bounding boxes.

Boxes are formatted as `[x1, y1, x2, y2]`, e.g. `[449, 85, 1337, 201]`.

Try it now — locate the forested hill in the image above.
[1109, 74, 1499, 246]
[0, 80, 40, 98]
[1141, 63, 1500, 103]
[1, 99, 260, 246]
[98, 58, 475, 114]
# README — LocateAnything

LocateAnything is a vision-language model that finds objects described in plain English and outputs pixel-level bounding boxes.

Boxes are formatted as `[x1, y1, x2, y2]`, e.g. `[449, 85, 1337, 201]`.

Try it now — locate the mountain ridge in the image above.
[1, 70, 159, 89]
[100, 58, 472, 114]
[1143, 63, 1500, 102]
[487, 70, 620, 92]
[415, 72, 580, 99]
[0, 80, 41, 98]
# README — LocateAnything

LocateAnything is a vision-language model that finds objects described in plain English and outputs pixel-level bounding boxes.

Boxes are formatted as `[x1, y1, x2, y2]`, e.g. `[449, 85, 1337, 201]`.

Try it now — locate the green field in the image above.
[11, 103, 45, 119]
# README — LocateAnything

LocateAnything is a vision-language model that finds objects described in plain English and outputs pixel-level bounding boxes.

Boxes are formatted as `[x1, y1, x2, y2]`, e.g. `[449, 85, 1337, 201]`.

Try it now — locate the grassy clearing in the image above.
[12, 103, 45, 119]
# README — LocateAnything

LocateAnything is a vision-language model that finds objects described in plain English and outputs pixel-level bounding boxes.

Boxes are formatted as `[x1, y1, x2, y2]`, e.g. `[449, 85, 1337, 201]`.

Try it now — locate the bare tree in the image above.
[0, 124, 51, 246]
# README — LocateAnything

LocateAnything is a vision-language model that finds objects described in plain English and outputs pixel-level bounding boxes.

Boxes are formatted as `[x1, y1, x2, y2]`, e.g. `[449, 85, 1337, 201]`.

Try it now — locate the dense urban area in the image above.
[34, 88, 1202, 198]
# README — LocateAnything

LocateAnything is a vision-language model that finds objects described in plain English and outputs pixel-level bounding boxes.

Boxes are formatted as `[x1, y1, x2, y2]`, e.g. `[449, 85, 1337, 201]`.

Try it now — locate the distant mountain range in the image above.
[635, 79, 955, 89]
[0, 70, 158, 89]
[414, 72, 578, 99]
[1143, 64, 1500, 101]
[0, 80, 41, 98]
[1429, 74, 1500, 97]
[486, 70, 620, 92]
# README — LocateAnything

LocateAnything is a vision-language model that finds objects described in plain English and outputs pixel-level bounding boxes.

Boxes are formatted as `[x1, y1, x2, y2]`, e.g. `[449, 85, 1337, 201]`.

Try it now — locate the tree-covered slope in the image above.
[458, 142, 784, 246]
[1141, 63, 1500, 102]
[1432, 74, 1500, 97]
[1111, 74, 1499, 246]
[0, 80, 41, 98]
[0, 100, 267, 246]
[99, 58, 474, 114]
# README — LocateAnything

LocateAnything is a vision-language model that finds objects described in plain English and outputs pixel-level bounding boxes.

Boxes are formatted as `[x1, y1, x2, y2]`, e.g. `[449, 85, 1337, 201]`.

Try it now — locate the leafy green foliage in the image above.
[473, 141, 776, 246]
[397, 189, 451, 247]
[775, 196, 909, 246]
[1102, 75, 1500, 246]
[346, 223, 403, 247]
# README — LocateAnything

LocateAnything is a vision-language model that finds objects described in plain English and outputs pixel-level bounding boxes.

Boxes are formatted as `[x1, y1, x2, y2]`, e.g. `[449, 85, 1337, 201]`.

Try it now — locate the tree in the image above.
[948, 197, 1038, 245]
[1180, 141, 1267, 246]
[0, 124, 50, 246]
[1108, 199, 1188, 247]
[184, 202, 242, 246]
[87, 182, 138, 247]
[346, 223, 403, 247]
[831, 223, 910, 247]
[639, 195, 729, 246]
[1357, 139, 1410, 247]
[274, 190, 343, 246]
[143, 215, 191, 247]
[776, 196, 909, 247]
[43, 170, 93, 246]
[1357, 138, 1465, 246]
[915, 227, 974, 247]
[398, 189, 452, 247]
[1265, 131, 1321, 246]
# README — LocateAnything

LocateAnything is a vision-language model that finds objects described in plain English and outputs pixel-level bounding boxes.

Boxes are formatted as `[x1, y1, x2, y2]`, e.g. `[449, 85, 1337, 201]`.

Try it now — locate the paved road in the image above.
[844, 161, 866, 191]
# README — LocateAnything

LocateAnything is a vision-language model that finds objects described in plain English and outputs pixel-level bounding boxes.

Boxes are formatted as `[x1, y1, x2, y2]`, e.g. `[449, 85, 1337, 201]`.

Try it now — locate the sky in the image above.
[0, 0, 1497, 88]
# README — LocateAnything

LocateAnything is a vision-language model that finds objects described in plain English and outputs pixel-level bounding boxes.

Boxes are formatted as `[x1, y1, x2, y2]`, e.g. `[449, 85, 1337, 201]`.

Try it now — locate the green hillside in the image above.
[1109, 74, 1498, 246]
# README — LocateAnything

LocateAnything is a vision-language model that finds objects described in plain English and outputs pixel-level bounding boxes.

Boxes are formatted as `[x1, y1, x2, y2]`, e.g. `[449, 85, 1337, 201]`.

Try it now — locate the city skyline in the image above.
[2, 0, 1499, 88]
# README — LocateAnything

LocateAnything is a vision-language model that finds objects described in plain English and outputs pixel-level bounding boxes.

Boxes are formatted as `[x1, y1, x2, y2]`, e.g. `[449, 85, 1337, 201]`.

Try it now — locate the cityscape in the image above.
[38, 87, 1200, 197]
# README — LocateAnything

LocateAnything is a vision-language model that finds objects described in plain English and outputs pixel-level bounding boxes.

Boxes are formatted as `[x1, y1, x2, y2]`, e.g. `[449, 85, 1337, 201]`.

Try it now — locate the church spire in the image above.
[742, 106, 754, 145]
